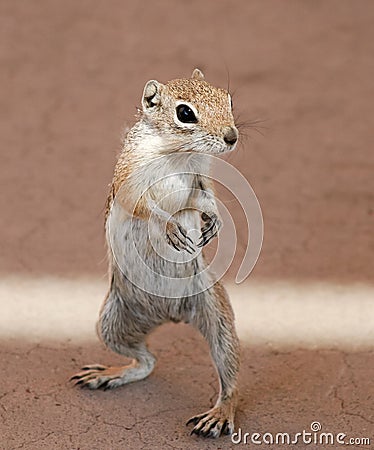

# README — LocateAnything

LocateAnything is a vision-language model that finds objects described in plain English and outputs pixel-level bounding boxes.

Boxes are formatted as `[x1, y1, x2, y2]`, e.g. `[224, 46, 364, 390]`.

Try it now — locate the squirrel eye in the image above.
[176, 104, 198, 124]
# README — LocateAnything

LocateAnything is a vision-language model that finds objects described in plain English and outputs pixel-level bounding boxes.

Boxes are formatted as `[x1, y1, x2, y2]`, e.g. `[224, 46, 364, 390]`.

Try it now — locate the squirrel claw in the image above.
[187, 406, 234, 438]
[166, 221, 195, 253]
[186, 413, 207, 426]
[197, 212, 221, 247]
[170, 240, 181, 251]
[80, 364, 107, 371]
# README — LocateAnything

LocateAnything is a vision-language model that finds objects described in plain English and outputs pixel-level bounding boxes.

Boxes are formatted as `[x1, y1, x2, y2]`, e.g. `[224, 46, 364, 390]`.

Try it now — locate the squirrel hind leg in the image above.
[70, 274, 159, 390]
[70, 344, 156, 390]
[186, 282, 240, 438]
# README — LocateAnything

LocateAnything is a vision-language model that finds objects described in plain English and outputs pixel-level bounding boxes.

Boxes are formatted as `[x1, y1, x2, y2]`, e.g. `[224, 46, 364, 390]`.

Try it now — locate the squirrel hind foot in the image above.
[186, 404, 235, 438]
[70, 360, 154, 390]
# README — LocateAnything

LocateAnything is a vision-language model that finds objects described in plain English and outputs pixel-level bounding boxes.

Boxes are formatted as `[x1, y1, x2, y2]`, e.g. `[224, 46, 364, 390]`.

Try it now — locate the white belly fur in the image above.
[106, 197, 212, 299]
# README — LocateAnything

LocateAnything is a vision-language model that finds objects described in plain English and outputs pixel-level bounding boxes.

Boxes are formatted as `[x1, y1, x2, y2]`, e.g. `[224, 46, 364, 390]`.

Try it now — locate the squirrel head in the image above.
[139, 69, 238, 154]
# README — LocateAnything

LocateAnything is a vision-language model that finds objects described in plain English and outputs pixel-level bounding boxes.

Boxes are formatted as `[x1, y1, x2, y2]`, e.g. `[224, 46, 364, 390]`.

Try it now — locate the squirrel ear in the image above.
[191, 68, 205, 80]
[142, 80, 163, 110]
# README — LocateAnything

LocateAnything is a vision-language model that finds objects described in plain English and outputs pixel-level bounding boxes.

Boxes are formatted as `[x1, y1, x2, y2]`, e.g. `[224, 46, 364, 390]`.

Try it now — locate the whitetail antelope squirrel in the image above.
[71, 68, 240, 438]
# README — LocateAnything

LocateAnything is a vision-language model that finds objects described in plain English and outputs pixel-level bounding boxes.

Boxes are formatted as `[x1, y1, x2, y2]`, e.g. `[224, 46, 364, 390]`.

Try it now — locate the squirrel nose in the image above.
[223, 126, 238, 146]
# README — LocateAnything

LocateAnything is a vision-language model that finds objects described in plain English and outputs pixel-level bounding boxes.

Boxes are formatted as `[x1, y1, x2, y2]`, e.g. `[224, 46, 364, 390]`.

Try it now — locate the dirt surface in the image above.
[1, 331, 373, 450]
[1, 1, 374, 449]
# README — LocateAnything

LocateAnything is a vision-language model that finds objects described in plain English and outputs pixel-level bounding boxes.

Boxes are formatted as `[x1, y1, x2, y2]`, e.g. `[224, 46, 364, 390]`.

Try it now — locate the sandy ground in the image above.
[1, 1, 374, 449]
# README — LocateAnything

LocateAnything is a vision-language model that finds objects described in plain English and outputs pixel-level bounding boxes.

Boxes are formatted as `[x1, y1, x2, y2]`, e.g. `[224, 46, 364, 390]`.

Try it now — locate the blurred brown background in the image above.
[1, 0, 373, 282]
[1, 1, 374, 449]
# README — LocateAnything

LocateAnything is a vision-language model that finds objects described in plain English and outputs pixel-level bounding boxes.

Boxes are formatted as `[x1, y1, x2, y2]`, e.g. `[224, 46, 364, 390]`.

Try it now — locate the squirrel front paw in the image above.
[166, 219, 195, 253]
[197, 212, 222, 247]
